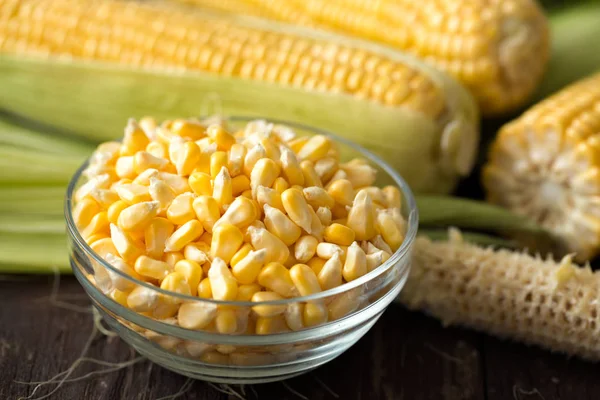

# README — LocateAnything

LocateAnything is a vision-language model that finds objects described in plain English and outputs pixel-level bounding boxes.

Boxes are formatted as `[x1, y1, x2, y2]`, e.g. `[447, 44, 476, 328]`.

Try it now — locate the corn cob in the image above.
[400, 231, 600, 361]
[483, 72, 600, 262]
[173, 0, 550, 116]
[0, 0, 478, 195]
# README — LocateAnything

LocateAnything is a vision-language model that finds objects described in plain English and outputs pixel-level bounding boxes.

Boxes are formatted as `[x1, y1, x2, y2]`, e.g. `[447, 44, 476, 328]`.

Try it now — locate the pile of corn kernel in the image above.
[73, 117, 406, 338]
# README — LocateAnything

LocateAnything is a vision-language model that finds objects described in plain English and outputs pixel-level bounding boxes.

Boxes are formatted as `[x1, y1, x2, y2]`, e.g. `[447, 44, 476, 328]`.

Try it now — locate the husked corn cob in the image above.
[175, 0, 550, 115]
[483, 72, 600, 262]
[0, 0, 479, 194]
[400, 231, 600, 361]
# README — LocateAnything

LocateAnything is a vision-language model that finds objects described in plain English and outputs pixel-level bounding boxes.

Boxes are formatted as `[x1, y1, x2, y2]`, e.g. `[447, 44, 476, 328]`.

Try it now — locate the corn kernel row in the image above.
[75, 116, 406, 336]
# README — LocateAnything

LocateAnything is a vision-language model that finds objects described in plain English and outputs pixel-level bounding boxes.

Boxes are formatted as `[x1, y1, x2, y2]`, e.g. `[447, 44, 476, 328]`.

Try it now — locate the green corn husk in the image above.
[533, 3, 600, 100]
[0, 145, 85, 184]
[0, 232, 70, 273]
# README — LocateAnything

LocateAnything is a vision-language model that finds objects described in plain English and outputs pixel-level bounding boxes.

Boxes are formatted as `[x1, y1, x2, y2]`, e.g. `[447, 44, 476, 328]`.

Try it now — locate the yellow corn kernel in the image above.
[90, 238, 118, 260]
[165, 193, 194, 225]
[215, 309, 238, 334]
[324, 223, 356, 247]
[165, 220, 204, 252]
[317, 252, 343, 290]
[163, 251, 184, 267]
[115, 156, 136, 179]
[241, 189, 253, 199]
[288, 137, 309, 154]
[148, 177, 176, 213]
[210, 223, 244, 264]
[156, 172, 190, 195]
[371, 235, 394, 255]
[118, 201, 160, 231]
[107, 200, 129, 225]
[366, 250, 391, 272]
[250, 158, 280, 195]
[160, 271, 192, 300]
[207, 124, 236, 150]
[191, 195, 221, 233]
[297, 135, 331, 162]
[328, 289, 362, 321]
[230, 243, 253, 267]
[110, 223, 144, 261]
[280, 146, 304, 186]
[316, 242, 345, 259]
[127, 285, 159, 312]
[76, 173, 112, 203]
[86, 233, 109, 246]
[340, 161, 377, 188]
[82, 211, 110, 240]
[327, 179, 354, 207]
[115, 183, 151, 204]
[110, 288, 130, 307]
[294, 235, 318, 263]
[171, 119, 205, 140]
[208, 258, 238, 301]
[133, 151, 168, 174]
[188, 172, 212, 196]
[134, 255, 172, 280]
[132, 168, 159, 187]
[256, 186, 285, 213]
[197, 277, 212, 299]
[247, 225, 290, 264]
[272, 177, 290, 195]
[215, 196, 258, 230]
[256, 315, 290, 335]
[303, 187, 334, 209]
[183, 243, 209, 265]
[307, 257, 327, 276]
[346, 189, 377, 241]
[284, 303, 304, 331]
[200, 351, 229, 364]
[121, 119, 150, 155]
[252, 291, 286, 317]
[178, 302, 217, 330]
[316, 207, 332, 226]
[73, 198, 101, 229]
[376, 209, 404, 251]
[232, 249, 267, 284]
[170, 140, 201, 176]
[213, 166, 233, 210]
[259, 137, 281, 160]
[174, 260, 203, 296]
[314, 157, 338, 183]
[210, 151, 228, 178]
[303, 303, 328, 327]
[236, 283, 262, 301]
[358, 187, 386, 208]
[145, 217, 175, 259]
[343, 242, 368, 282]
[231, 174, 251, 196]
[281, 187, 313, 233]
[228, 143, 246, 176]
[86, 189, 119, 209]
[263, 204, 302, 246]
[300, 160, 322, 188]
[290, 264, 322, 296]
[146, 141, 168, 159]
[257, 262, 297, 298]
[243, 144, 267, 176]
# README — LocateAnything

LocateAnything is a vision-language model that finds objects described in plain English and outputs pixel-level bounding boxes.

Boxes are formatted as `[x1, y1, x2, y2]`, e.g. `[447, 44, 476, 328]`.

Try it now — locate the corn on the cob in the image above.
[0, 0, 479, 194]
[400, 231, 600, 361]
[483, 72, 600, 262]
[174, 0, 550, 115]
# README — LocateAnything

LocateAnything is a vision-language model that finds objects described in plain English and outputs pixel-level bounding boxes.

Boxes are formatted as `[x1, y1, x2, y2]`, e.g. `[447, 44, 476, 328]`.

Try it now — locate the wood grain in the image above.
[1, 276, 598, 400]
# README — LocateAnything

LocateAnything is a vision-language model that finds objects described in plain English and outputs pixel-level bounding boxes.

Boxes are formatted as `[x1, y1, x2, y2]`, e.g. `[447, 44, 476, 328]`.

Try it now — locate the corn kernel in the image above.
[230, 243, 253, 267]
[228, 143, 246, 176]
[314, 157, 338, 183]
[118, 201, 160, 231]
[255, 315, 290, 335]
[115, 183, 151, 204]
[210, 151, 229, 178]
[232, 249, 267, 284]
[163, 251, 184, 267]
[168, 139, 201, 176]
[171, 119, 205, 140]
[290, 264, 322, 296]
[82, 211, 110, 240]
[327, 179, 354, 207]
[149, 177, 176, 212]
[366, 250, 391, 272]
[115, 156, 136, 179]
[250, 158, 280, 196]
[104, 253, 141, 292]
[200, 351, 229, 364]
[110, 288, 130, 307]
[208, 258, 238, 301]
[165, 193, 194, 225]
[236, 283, 262, 301]
[241, 189, 253, 199]
[303, 187, 334, 209]
[376, 209, 404, 251]
[157, 171, 190, 195]
[272, 177, 289, 194]
[90, 237, 118, 259]
[341, 161, 377, 188]
[370, 235, 393, 255]
[107, 200, 129, 225]
[280, 146, 304, 186]
[324, 223, 355, 246]
[284, 303, 304, 331]
[75, 174, 112, 203]
[188, 172, 212, 197]
[317, 252, 343, 290]
[346, 189, 377, 241]
[73, 198, 101, 229]
[288, 136, 309, 154]
[132, 168, 159, 186]
[183, 243, 209, 265]
[133, 151, 168, 175]
[210, 223, 244, 264]
[316, 207, 332, 226]
[329, 289, 362, 320]
[307, 257, 327, 276]
[300, 160, 322, 188]
[213, 166, 233, 210]
[252, 291, 286, 317]
[263, 204, 302, 246]
[197, 277, 212, 298]
[281, 187, 313, 233]
[257, 262, 297, 298]
[122, 119, 150, 155]
[135, 255, 172, 280]
[87, 189, 120, 209]
[160, 271, 192, 300]
[294, 235, 318, 263]
[316, 242, 345, 259]
[215, 196, 258, 230]
[146, 141, 168, 159]
[145, 217, 175, 259]
[297, 135, 330, 162]
[231, 174, 251, 196]
[207, 124, 236, 150]
[243, 144, 267, 177]
[343, 242, 368, 282]
[165, 220, 204, 252]
[216, 309, 238, 334]
[247, 225, 289, 264]
[127, 285, 159, 312]
[110, 223, 144, 261]
[174, 260, 203, 296]
[256, 185, 285, 212]
[178, 302, 217, 330]
[303, 303, 328, 327]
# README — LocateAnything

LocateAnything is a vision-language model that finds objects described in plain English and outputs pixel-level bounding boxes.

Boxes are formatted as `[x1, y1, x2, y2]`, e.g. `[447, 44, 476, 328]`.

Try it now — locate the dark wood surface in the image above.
[1, 276, 599, 400]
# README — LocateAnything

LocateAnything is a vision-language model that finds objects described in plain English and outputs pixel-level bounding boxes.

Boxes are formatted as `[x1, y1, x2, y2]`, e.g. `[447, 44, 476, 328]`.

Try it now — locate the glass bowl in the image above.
[64, 116, 418, 384]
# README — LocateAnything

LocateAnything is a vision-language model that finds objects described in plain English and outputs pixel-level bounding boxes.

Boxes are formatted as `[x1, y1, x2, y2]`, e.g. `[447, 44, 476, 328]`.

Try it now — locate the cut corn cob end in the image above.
[400, 229, 600, 361]
[482, 72, 600, 262]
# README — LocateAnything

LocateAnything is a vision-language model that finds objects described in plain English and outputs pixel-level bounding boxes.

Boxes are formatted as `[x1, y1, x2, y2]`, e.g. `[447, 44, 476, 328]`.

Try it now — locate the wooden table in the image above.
[2, 276, 599, 400]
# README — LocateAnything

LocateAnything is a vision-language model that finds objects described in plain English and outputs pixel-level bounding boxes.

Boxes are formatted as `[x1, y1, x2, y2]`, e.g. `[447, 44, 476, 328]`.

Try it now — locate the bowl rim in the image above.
[65, 115, 419, 307]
